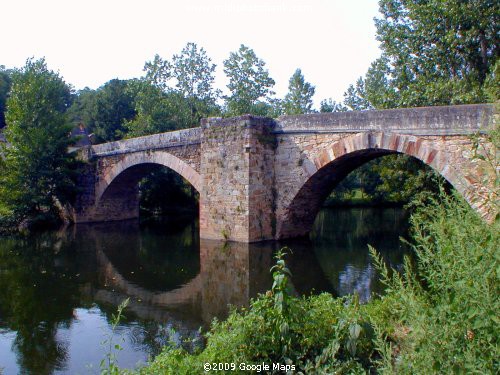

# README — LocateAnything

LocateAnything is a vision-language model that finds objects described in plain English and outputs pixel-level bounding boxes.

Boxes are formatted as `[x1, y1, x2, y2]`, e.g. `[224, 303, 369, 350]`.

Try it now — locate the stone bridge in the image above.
[74, 104, 497, 242]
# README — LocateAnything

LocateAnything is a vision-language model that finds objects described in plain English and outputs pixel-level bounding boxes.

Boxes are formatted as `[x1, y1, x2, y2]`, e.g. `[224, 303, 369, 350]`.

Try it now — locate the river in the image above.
[0, 207, 410, 374]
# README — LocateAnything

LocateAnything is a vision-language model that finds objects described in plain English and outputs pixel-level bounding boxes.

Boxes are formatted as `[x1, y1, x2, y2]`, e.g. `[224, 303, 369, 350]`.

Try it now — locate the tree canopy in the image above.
[346, 0, 499, 109]
[0, 66, 12, 129]
[0, 58, 76, 227]
[127, 42, 221, 137]
[68, 79, 136, 143]
[283, 69, 315, 115]
[223, 44, 276, 116]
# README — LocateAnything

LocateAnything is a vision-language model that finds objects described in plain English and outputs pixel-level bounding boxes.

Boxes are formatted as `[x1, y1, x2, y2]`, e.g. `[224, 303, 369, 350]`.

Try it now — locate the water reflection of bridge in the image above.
[73, 209, 400, 328]
[93, 239, 270, 325]
[73, 221, 275, 326]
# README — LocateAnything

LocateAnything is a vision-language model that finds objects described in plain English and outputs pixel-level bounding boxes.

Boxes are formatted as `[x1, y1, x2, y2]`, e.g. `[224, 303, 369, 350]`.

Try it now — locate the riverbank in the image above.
[323, 188, 406, 209]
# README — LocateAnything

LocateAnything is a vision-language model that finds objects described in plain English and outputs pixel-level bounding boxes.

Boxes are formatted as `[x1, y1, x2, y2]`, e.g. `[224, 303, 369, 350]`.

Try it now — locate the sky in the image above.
[1, 0, 382, 107]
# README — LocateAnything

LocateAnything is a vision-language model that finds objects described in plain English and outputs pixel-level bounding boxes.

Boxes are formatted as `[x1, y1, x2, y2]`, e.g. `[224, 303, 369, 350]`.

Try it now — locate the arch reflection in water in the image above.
[63, 208, 411, 326]
[87, 223, 276, 326]
[308, 207, 411, 302]
[0, 207, 411, 373]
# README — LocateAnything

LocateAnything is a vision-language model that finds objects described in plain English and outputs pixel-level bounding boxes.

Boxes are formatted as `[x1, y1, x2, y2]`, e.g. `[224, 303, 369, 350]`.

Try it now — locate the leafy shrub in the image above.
[371, 192, 499, 374]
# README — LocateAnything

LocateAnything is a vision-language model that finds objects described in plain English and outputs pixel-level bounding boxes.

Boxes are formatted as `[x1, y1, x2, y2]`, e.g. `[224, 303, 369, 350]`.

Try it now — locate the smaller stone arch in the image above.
[96, 150, 201, 204]
[277, 131, 490, 239]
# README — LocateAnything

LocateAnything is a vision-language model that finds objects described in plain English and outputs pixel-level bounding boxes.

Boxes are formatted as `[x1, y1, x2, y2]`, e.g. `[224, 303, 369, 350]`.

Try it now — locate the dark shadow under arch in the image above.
[278, 148, 397, 238]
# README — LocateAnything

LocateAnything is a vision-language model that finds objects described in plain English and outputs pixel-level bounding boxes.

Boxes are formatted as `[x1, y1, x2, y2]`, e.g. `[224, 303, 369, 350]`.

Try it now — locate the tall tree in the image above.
[283, 69, 316, 115]
[343, 77, 373, 111]
[319, 98, 347, 113]
[0, 65, 12, 129]
[172, 42, 219, 104]
[349, 0, 499, 109]
[123, 79, 189, 137]
[91, 79, 136, 142]
[0, 58, 75, 227]
[223, 44, 276, 116]
[135, 42, 221, 135]
[171, 43, 221, 125]
[143, 54, 171, 92]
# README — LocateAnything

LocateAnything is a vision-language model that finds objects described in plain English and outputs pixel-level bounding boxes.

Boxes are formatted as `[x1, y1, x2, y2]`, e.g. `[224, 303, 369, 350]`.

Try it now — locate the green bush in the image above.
[371, 192, 499, 374]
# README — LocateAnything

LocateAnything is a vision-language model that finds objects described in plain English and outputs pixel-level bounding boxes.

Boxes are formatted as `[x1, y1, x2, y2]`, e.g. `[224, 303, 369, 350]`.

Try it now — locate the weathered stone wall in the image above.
[275, 104, 493, 135]
[199, 116, 276, 242]
[92, 127, 201, 156]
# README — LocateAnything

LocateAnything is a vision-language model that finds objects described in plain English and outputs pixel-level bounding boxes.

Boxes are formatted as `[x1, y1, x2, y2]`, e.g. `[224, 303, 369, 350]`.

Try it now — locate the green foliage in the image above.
[319, 98, 347, 113]
[370, 191, 499, 373]
[171, 43, 220, 104]
[128, 43, 221, 137]
[223, 44, 276, 116]
[327, 154, 443, 206]
[347, 0, 499, 109]
[370, 155, 445, 203]
[171, 43, 221, 125]
[0, 58, 76, 229]
[0, 65, 12, 129]
[68, 79, 136, 143]
[139, 43, 221, 133]
[144, 43, 220, 105]
[484, 60, 500, 102]
[143, 54, 172, 92]
[283, 69, 315, 115]
[344, 77, 372, 111]
[123, 80, 191, 137]
[139, 169, 198, 217]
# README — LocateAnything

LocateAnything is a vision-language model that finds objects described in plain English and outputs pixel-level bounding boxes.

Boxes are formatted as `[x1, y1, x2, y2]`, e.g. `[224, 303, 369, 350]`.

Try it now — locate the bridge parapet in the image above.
[91, 127, 201, 157]
[275, 104, 494, 135]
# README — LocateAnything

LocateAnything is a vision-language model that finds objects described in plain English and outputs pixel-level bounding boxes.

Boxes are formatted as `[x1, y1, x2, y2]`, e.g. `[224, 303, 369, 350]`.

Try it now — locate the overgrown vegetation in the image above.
[371, 192, 499, 373]
[100, 298, 130, 375]
[139, 169, 198, 219]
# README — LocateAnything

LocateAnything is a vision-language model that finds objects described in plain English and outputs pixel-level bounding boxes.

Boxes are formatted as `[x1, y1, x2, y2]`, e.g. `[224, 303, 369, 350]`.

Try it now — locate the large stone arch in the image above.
[96, 150, 201, 204]
[276, 131, 490, 239]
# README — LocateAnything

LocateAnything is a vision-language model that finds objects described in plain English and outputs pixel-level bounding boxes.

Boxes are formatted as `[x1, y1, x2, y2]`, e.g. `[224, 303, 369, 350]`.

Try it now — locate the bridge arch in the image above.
[277, 131, 481, 239]
[96, 150, 201, 204]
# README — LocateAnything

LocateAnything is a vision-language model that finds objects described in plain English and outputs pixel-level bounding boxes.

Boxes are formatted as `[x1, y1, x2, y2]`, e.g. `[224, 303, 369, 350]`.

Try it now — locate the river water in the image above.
[0, 207, 410, 374]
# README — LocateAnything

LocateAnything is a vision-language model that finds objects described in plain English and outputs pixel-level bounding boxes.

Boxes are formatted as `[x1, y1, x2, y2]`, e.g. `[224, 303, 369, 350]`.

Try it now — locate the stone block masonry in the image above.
[199, 116, 277, 242]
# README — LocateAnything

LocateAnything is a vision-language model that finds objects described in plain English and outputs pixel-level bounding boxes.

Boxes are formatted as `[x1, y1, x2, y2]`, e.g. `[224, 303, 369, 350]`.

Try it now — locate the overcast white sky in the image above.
[1, 0, 381, 107]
